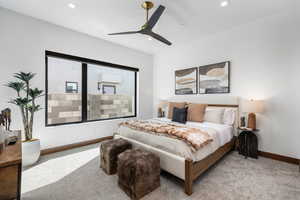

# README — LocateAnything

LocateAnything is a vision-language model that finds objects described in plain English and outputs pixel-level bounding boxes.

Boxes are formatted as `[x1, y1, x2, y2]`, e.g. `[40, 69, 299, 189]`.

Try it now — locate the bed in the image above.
[114, 104, 239, 195]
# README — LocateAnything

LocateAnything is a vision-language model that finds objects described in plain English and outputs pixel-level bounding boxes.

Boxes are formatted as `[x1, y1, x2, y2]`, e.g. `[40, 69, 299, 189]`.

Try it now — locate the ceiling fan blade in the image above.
[147, 31, 172, 46]
[147, 5, 165, 30]
[108, 31, 140, 35]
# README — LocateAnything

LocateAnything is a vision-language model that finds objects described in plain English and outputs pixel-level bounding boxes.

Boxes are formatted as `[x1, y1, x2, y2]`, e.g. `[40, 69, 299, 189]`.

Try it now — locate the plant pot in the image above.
[22, 139, 40, 167]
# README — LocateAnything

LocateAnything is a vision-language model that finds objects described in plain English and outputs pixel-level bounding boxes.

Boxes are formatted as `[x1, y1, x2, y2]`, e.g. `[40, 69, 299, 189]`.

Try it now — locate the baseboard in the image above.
[258, 151, 299, 165]
[41, 136, 113, 156]
[41, 137, 299, 165]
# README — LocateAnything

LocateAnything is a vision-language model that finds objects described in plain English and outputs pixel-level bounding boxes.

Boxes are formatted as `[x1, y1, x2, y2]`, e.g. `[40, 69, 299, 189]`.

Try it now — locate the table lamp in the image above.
[158, 100, 168, 117]
[243, 99, 264, 130]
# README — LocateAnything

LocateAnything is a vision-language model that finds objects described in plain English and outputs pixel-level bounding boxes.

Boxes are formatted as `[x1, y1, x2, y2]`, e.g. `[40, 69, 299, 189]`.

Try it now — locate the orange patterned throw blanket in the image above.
[119, 120, 213, 152]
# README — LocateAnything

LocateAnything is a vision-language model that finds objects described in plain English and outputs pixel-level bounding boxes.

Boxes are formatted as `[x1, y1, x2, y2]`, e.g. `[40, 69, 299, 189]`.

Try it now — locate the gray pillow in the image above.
[172, 107, 187, 124]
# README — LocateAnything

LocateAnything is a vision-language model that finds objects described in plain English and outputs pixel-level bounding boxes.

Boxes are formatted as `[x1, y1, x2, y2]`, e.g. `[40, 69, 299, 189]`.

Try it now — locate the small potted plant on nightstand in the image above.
[6, 72, 43, 166]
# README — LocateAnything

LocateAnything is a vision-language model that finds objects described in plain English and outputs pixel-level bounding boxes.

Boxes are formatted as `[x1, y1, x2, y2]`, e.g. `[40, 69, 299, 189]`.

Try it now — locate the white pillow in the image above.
[223, 108, 236, 126]
[204, 108, 225, 124]
[164, 107, 169, 118]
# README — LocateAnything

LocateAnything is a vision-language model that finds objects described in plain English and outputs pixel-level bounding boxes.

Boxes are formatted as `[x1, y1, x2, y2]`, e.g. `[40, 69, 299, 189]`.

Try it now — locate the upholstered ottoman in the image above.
[100, 138, 132, 175]
[118, 149, 160, 200]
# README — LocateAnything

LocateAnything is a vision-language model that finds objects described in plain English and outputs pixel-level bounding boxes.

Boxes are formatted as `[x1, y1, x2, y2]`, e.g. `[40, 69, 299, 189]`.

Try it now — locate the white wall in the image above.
[0, 8, 153, 149]
[153, 10, 300, 158]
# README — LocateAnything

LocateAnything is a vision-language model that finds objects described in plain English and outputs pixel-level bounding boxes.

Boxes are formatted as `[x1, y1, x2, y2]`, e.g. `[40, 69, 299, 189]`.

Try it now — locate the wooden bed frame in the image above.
[184, 137, 236, 195]
[116, 103, 239, 196]
[184, 104, 238, 195]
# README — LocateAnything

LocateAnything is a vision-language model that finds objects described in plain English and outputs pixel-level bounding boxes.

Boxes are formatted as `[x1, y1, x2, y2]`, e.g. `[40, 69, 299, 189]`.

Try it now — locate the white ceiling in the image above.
[0, 0, 295, 54]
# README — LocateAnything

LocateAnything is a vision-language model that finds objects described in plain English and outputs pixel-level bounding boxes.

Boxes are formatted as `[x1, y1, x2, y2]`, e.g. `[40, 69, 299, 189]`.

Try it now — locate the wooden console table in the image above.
[0, 137, 22, 200]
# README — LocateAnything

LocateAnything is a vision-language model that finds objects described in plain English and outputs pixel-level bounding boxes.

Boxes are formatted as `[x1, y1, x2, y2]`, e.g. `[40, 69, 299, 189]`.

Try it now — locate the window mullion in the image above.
[82, 63, 88, 122]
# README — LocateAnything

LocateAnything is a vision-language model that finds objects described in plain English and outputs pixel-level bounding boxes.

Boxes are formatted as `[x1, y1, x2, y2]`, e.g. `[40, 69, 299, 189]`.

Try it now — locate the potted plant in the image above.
[6, 72, 43, 166]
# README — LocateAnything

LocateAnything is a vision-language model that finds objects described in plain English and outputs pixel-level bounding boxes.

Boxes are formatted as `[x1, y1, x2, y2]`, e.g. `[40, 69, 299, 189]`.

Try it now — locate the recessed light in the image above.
[68, 3, 76, 9]
[220, 0, 230, 7]
[148, 37, 152, 41]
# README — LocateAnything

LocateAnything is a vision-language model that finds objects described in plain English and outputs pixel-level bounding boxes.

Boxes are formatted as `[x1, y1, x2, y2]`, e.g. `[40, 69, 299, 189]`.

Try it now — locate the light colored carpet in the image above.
[22, 143, 300, 200]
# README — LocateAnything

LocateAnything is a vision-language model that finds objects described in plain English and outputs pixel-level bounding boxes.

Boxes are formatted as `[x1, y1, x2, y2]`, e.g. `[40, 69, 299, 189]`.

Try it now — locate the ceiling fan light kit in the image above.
[108, 1, 172, 46]
[142, 1, 154, 10]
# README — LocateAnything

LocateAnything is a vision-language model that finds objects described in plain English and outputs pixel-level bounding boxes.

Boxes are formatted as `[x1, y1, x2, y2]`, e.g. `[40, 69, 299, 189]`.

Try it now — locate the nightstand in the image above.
[0, 135, 22, 200]
[237, 127, 259, 159]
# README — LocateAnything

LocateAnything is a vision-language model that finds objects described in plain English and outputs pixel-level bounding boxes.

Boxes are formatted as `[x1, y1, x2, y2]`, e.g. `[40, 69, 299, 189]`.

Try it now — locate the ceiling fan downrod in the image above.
[142, 1, 154, 23]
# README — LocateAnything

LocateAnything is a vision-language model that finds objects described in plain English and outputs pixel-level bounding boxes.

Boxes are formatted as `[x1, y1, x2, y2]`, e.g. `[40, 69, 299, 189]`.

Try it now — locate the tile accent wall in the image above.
[88, 94, 133, 120]
[48, 94, 82, 124]
[48, 93, 133, 124]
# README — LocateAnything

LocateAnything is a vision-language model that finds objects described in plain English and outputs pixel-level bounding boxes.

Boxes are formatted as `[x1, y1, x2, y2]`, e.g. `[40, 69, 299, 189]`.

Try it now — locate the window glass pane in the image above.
[47, 57, 82, 125]
[87, 64, 135, 120]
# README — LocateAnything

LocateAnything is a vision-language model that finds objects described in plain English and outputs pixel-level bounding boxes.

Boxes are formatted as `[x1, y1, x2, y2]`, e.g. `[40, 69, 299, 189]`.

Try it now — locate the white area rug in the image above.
[22, 144, 300, 200]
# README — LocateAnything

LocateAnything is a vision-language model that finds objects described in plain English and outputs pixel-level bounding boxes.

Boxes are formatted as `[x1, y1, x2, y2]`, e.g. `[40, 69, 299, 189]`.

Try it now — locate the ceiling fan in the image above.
[108, 1, 172, 46]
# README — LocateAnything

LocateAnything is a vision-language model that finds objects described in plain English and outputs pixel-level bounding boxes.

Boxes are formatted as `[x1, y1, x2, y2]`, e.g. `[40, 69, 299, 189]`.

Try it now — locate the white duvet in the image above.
[115, 118, 233, 161]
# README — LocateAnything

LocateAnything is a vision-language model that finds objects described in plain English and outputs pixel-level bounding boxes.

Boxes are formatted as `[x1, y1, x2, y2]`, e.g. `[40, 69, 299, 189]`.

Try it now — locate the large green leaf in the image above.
[5, 82, 25, 93]
[9, 97, 31, 106]
[28, 88, 44, 99]
[14, 72, 36, 83]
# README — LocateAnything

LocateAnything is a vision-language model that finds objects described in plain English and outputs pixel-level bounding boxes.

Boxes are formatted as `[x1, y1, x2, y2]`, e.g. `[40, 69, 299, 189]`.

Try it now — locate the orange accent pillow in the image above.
[167, 102, 186, 119]
[187, 103, 207, 122]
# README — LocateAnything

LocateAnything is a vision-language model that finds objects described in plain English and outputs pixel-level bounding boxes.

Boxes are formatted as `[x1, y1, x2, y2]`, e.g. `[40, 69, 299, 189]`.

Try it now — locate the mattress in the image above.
[115, 118, 233, 161]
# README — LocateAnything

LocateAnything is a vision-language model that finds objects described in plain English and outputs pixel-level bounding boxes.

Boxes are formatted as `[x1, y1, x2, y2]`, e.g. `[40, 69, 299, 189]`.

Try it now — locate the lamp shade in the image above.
[243, 99, 264, 113]
[158, 100, 168, 108]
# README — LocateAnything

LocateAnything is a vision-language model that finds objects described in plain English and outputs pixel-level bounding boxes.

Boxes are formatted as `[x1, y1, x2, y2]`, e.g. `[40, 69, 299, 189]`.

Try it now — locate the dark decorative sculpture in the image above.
[0, 113, 5, 127]
[238, 131, 258, 159]
[0, 108, 11, 131]
[240, 116, 246, 127]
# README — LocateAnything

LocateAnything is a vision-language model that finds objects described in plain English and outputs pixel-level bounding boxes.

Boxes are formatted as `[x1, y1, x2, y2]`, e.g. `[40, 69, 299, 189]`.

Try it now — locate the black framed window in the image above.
[45, 51, 138, 126]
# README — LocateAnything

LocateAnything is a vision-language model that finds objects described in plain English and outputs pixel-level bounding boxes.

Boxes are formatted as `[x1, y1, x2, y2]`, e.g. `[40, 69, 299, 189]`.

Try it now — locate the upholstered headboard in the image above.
[166, 96, 240, 136]
[206, 104, 239, 136]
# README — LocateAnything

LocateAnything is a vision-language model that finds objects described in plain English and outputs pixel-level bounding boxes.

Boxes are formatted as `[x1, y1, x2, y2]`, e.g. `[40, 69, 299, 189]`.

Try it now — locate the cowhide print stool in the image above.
[100, 138, 132, 175]
[117, 149, 160, 200]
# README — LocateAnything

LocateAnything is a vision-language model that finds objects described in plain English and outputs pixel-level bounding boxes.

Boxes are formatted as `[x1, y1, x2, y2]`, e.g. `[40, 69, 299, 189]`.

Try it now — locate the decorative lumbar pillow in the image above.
[167, 102, 186, 119]
[204, 108, 225, 124]
[172, 107, 188, 124]
[223, 108, 236, 126]
[187, 103, 207, 122]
